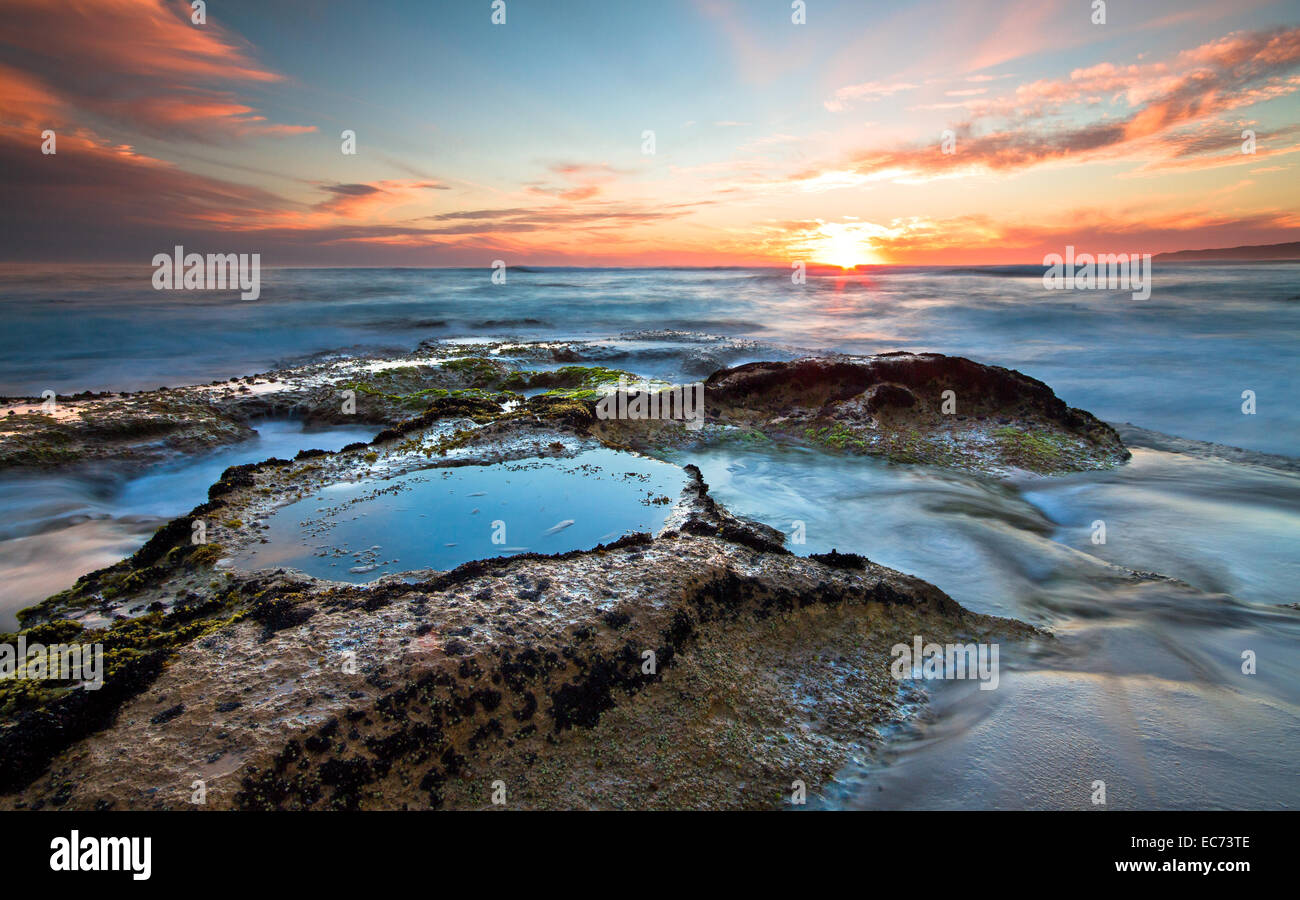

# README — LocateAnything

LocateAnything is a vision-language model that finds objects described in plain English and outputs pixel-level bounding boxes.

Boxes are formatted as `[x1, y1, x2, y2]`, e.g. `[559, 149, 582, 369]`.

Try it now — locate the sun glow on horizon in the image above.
[804, 221, 889, 268]
[1, 3, 1297, 266]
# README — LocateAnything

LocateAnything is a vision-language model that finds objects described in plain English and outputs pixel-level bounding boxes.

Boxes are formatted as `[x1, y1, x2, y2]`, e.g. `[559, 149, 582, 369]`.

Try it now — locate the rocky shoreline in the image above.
[0, 336, 1127, 476]
[0, 340, 1127, 809]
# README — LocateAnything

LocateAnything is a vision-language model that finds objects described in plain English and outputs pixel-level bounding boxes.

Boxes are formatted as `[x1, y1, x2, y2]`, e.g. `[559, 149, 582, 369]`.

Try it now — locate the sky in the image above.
[2, 0, 1299, 266]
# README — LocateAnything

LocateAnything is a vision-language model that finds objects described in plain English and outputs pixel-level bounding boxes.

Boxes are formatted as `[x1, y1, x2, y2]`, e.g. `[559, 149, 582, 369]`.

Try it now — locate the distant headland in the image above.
[1154, 241, 1300, 262]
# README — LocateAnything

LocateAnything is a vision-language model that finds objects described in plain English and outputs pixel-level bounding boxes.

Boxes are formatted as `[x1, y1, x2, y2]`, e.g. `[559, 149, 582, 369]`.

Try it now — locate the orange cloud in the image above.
[766, 208, 1300, 266]
[0, 0, 312, 139]
[813, 27, 1300, 184]
[0, 63, 65, 127]
[310, 181, 452, 220]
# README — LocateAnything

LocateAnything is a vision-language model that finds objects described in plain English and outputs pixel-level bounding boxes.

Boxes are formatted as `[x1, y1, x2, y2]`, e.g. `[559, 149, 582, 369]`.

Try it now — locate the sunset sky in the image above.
[2, 0, 1299, 266]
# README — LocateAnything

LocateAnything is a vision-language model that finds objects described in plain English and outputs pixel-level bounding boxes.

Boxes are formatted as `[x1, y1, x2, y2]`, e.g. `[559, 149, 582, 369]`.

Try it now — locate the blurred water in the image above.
[682, 445, 1300, 809]
[0, 419, 377, 628]
[1, 263, 1296, 454]
[0, 264, 1296, 808]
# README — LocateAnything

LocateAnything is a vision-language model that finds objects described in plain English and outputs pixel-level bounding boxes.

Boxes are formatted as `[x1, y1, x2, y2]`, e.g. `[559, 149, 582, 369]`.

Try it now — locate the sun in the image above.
[821, 232, 867, 268]
[808, 222, 885, 268]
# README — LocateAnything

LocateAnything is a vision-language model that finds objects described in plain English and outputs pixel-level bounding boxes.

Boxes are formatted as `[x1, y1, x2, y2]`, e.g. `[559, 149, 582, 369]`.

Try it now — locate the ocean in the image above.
[1, 263, 1297, 809]
[1, 263, 1296, 454]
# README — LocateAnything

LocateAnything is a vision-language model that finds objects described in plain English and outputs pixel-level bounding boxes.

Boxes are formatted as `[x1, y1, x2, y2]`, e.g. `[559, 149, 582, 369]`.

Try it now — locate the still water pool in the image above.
[237, 448, 686, 580]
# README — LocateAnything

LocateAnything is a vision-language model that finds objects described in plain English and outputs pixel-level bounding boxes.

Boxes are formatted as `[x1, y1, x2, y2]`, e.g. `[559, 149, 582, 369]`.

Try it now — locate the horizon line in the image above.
[4, 255, 1300, 271]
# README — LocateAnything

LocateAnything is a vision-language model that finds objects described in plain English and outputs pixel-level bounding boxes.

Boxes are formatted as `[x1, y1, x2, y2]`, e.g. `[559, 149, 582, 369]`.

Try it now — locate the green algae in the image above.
[439, 356, 506, 385]
[184, 543, 225, 568]
[502, 365, 638, 392]
[339, 360, 520, 412]
[0, 599, 244, 718]
[542, 388, 600, 400]
[801, 422, 966, 467]
[805, 422, 869, 452]
[992, 426, 1077, 471]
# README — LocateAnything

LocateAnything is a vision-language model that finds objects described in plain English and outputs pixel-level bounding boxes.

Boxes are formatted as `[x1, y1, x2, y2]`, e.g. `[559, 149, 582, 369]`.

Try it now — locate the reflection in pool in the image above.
[238, 448, 686, 581]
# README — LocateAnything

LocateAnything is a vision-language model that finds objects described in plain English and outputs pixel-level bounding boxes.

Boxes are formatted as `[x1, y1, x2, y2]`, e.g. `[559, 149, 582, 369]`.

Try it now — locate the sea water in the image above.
[1, 263, 1296, 808]
[235, 448, 684, 580]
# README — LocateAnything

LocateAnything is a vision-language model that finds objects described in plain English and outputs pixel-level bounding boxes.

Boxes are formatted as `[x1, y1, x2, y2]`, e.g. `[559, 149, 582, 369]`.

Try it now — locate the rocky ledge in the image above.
[602, 353, 1127, 474]
[1, 345, 1122, 809]
[1, 341, 1127, 477]
[1, 449, 1036, 810]
[0, 334, 770, 471]
[712, 353, 1128, 472]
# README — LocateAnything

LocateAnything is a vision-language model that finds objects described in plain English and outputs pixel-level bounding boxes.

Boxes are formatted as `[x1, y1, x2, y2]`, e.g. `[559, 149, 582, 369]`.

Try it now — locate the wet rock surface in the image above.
[0, 338, 1129, 809]
[1, 454, 1034, 810]
[0, 334, 778, 472]
[1, 338, 1127, 477]
[696, 354, 1130, 474]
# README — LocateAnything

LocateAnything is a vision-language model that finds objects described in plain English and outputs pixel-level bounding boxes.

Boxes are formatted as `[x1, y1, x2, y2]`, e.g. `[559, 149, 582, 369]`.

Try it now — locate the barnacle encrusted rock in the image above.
[2, 459, 1034, 810]
[0, 341, 1128, 476]
[592, 353, 1129, 474]
[3, 345, 1124, 809]
[0, 396, 1037, 810]
[0, 335, 767, 472]
[702, 353, 1128, 472]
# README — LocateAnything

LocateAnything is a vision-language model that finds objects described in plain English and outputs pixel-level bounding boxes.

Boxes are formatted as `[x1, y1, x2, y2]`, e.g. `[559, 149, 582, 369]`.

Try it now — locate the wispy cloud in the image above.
[0, 0, 313, 139]
[824, 81, 919, 112]
[809, 27, 1300, 182]
[1, 2, 1297, 265]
